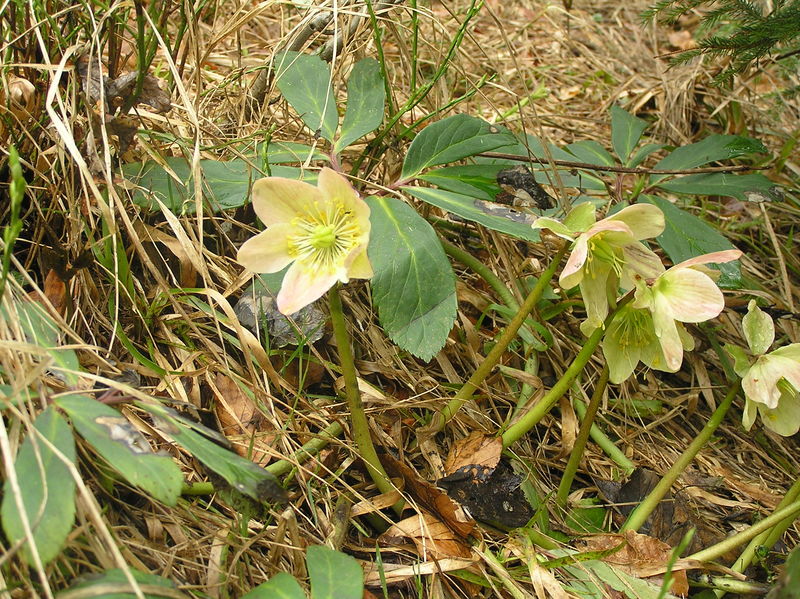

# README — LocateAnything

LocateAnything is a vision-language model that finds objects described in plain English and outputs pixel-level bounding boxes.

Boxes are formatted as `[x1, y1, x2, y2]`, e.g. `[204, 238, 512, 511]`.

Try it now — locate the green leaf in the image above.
[654, 172, 781, 202]
[641, 195, 743, 289]
[419, 164, 505, 201]
[651, 135, 767, 182]
[1, 406, 76, 565]
[610, 105, 648, 164]
[252, 141, 328, 164]
[565, 140, 616, 167]
[64, 568, 179, 598]
[1, 299, 81, 386]
[334, 58, 385, 153]
[122, 158, 302, 213]
[400, 114, 514, 180]
[242, 573, 305, 599]
[366, 196, 457, 361]
[55, 394, 183, 506]
[628, 142, 666, 168]
[274, 51, 338, 142]
[307, 545, 363, 599]
[403, 186, 541, 242]
[137, 402, 288, 504]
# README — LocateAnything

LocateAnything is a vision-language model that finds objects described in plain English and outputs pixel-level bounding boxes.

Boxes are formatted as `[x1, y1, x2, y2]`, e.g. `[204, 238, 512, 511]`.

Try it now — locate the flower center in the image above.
[288, 199, 363, 274]
[614, 305, 652, 348]
[588, 236, 625, 278]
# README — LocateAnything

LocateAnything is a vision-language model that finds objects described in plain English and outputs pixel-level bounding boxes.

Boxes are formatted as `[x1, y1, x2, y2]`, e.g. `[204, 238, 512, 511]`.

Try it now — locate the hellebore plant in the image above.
[237, 167, 373, 315]
[727, 301, 800, 436]
[603, 249, 743, 383]
[532, 202, 665, 334]
[238, 167, 395, 500]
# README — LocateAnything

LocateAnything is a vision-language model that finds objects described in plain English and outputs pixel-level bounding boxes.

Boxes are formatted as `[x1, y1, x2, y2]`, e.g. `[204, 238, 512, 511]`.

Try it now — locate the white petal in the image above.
[276, 262, 339, 315]
[237, 224, 295, 274]
[652, 292, 684, 371]
[655, 268, 724, 323]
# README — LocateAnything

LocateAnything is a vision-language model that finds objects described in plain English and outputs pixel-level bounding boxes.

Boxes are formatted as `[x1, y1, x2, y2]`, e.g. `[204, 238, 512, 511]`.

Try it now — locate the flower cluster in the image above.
[534, 203, 741, 383]
[726, 302, 800, 436]
[237, 168, 372, 315]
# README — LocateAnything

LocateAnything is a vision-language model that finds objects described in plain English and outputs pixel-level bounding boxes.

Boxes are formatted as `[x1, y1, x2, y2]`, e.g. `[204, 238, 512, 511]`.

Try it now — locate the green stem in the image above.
[688, 499, 800, 563]
[266, 421, 344, 478]
[572, 398, 635, 475]
[557, 365, 609, 508]
[329, 286, 397, 506]
[726, 476, 800, 583]
[428, 246, 567, 432]
[500, 313, 608, 448]
[621, 381, 739, 533]
[441, 239, 520, 310]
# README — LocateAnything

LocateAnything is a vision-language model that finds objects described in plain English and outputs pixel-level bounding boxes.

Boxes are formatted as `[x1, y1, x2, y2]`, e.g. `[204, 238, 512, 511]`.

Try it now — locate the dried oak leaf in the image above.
[444, 431, 502, 474]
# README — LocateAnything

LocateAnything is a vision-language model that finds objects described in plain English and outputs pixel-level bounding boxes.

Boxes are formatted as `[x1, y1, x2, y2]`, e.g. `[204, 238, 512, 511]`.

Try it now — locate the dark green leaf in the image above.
[307, 545, 363, 599]
[400, 114, 514, 180]
[652, 135, 767, 182]
[628, 143, 666, 168]
[419, 164, 506, 201]
[565, 140, 616, 167]
[64, 568, 179, 599]
[253, 141, 328, 164]
[241, 573, 305, 599]
[274, 51, 338, 142]
[641, 195, 743, 289]
[403, 186, 541, 242]
[122, 158, 302, 213]
[56, 394, 182, 506]
[137, 402, 288, 504]
[654, 172, 781, 202]
[610, 105, 648, 164]
[1, 406, 76, 565]
[367, 196, 457, 361]
[335, 58, 385, 153]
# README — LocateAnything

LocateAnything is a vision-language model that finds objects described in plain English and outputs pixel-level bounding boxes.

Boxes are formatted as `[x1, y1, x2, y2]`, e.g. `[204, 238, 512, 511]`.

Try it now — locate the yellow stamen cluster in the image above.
[288, 200, 362, 274]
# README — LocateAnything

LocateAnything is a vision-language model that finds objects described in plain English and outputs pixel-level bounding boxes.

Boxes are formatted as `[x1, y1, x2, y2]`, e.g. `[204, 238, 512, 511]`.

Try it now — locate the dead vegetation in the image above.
[1, 0, 799, 597]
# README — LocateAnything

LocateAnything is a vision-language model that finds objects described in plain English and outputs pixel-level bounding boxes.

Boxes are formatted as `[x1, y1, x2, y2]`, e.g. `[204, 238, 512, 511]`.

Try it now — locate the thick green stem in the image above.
[266, 421, 344, 478]
[557, 365, 609, 508]
[441, 239, 520, 310]
[428, 246, 567, 432]
[688, 499, 800, 564]
[724, 476, 800, 585]
[329, 286, 396, 504]
[500, 314, 608, 448]
[621, 382, 740, 533]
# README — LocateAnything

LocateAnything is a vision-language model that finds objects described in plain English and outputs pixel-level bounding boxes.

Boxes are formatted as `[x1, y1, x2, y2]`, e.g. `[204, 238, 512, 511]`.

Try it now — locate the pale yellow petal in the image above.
[652, 292, 684, 371]
[607, 203, 665, 240]
[237, 224, 294, 274]
[656, 268, 724, 323]
[345, 247, 373, 279]
[276, 263, 339, 315]
[757, 392, 800, 436]
[252, 176, 322, 226]
[318, 167, 371, 233]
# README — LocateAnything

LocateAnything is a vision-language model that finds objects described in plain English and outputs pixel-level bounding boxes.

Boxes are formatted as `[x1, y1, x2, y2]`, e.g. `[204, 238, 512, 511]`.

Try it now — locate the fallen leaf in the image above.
[444, 431, 502, 474]
[380, 511, 472, 560]
[212, 373, 276, 466]
[379, 449, 476, 538]
[667, 30, 697, 51]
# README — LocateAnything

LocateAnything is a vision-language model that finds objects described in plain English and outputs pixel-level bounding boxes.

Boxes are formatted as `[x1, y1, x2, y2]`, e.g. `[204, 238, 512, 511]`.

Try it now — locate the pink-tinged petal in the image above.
[741, 354, 800, 409]
[607, 203, 665, 240]
[563, 202, 596, 233]
[317, 168, 371, 229]
[344, 247, 373, 279]
[276, 262, 339, 315]
[251, 177, 322, 226]
[655, 268, 724, 323]
[583, 218, 634, 238]
[757, 392, 800, 436]
[237, 224, 295, 273]
[652, 292, 684, 370]
[560, 236, 590, 288]
[742, 300, 774, 355]
[674, 249, 742, 270]
[531, 217, 574, 239]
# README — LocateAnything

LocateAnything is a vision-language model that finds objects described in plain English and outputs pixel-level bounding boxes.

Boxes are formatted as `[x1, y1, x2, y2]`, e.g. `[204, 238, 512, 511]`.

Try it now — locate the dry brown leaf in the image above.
[212, 373, 276, 466]
[444, 431, 502, 475]
[380, 511, 472, 560]
[362, 558, 476, 586]
[380, 450, 476, 538]
[667, 30, 697, 51]
[579, 530, 689, 596]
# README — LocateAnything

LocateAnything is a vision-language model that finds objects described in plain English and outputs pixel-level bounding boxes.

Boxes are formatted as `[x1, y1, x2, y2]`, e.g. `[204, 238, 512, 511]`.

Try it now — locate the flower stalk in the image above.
[426, 245, 567, 433]
[329, 285, 397, 505]
[621, 381, 739, 533]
